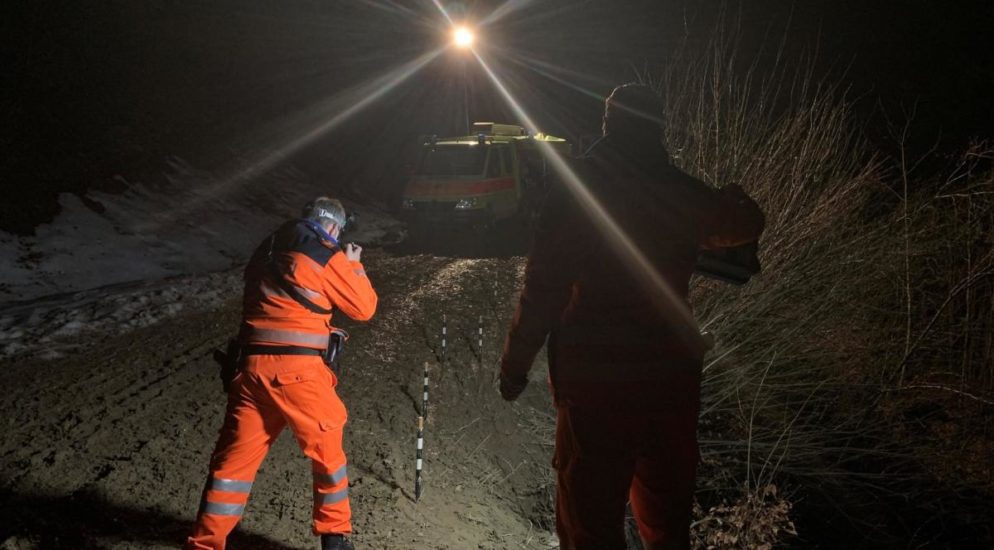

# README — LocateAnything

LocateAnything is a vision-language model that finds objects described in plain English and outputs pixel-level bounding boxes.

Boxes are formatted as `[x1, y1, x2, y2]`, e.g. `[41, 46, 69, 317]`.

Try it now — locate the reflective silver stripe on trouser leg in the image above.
[202, 502, 246, 516]
[209, 476, 254, 493]
[315, 463, 348, 485]
[315, 486, 349, 505]
[199, 475, 252, 516]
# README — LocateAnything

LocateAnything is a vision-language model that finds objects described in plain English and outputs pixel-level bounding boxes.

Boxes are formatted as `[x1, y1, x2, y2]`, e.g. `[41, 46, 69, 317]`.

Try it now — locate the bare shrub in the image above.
[639, 15, 994, 548]
[691, 484, 795, 550]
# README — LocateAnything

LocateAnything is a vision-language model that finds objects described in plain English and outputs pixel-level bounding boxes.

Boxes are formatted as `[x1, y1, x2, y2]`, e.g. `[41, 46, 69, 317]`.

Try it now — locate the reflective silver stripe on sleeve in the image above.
[260, 281, 289, 299]
[247, 328, 330, 347]
[210, 477, 253, 493]
[284, 257, 328, 300]
[315, 464, 348, 485]
[203, 501, 245, 516]
[316, 486, 349, 505]
[290, 283, 324, 301]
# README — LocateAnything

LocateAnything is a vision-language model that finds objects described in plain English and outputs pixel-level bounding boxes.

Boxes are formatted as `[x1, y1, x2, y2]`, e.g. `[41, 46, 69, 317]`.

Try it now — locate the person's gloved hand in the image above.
[345, 242, 363, 262]
[498, 372, 529, 401]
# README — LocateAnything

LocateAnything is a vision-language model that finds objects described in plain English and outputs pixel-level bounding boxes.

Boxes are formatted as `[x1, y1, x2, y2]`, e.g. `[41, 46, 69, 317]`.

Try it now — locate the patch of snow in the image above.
[0, 156, 405, 359]
[0, 268, 243, 359]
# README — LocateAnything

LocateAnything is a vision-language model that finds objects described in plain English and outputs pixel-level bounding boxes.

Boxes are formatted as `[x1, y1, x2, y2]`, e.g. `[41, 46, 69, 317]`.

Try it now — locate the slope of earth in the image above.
[0, 250, 560, 549]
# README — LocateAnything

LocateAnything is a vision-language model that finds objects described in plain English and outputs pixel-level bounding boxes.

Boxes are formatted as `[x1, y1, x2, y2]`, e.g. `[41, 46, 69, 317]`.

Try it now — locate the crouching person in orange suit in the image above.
[498, 84, 765, 550]
[186, 197, 377, 550]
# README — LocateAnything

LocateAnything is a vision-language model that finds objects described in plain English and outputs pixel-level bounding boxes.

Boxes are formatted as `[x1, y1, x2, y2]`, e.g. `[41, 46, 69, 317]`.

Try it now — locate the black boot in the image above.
[320, 534, 354, 550]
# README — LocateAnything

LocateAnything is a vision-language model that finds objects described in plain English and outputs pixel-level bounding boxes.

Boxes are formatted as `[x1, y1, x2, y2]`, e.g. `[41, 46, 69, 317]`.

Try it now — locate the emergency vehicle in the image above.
[399, 122, 570, 230]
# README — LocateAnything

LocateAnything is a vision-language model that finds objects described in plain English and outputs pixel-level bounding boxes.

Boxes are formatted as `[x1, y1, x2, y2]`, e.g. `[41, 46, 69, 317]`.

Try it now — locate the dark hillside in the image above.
[3, 1, 992, 234]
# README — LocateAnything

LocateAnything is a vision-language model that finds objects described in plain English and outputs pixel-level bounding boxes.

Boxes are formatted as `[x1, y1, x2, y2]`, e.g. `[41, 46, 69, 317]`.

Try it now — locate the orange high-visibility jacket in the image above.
[501, 136, 765, 410]
[239, 219, 377, 348]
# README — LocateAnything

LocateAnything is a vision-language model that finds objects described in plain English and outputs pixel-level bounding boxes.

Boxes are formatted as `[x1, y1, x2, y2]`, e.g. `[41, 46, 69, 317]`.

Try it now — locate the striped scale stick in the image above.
[415, 361, 429, 502]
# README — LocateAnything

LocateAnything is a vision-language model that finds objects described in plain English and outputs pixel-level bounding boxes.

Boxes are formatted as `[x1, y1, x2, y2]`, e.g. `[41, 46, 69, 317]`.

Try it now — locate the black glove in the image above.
[498, 372, 529, 401]
[324, 329, 348, 377]
[214, 339, 242, 393]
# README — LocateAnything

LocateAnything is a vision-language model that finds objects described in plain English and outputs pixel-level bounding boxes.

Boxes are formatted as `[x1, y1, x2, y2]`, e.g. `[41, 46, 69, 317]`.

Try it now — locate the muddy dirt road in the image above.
[0, 251, 561, 549]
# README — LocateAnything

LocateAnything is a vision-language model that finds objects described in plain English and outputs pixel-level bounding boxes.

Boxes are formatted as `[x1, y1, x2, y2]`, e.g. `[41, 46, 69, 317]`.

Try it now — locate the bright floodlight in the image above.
[453, 26, 474, 48]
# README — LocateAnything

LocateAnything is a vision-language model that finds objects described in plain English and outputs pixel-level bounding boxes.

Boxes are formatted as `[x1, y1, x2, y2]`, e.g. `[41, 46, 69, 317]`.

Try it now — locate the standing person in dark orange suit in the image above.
[186, 197, 377, 550]
[498, 84, 765, 550]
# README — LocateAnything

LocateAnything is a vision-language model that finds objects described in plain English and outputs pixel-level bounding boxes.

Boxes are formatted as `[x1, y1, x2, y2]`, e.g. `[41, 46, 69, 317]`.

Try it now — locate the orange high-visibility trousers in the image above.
[553, 406, 699, 550]
[186, 354, 350, 550]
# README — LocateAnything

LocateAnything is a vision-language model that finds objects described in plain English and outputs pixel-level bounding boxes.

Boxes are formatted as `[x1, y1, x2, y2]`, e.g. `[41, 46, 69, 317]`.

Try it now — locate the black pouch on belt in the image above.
[323, 329, 349, 376]
[213, 338, 243, 393]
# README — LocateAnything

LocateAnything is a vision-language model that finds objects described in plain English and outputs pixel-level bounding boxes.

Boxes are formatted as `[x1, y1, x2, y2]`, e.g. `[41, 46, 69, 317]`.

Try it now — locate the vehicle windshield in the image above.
[416, 145, 486, 176]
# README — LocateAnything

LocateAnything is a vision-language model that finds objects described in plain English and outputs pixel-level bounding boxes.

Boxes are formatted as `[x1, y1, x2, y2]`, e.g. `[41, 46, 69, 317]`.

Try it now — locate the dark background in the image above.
[3, 0, 993, 234]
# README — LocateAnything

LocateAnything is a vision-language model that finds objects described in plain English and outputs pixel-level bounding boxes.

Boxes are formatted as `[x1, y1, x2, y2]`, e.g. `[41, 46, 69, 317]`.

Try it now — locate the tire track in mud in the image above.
[1, 250, 560, 549]
[1, 298, 243, 548]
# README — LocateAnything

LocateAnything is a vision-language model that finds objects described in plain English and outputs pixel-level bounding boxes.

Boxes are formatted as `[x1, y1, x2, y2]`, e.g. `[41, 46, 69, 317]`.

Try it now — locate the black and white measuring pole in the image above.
[420, 358, 430, 422]
[415, 360, 429, 502]
[415, 413, 425, 501]
[477, 315, 484, 367]
[441, 313, 447, 364]
[416, 314, 446, 504]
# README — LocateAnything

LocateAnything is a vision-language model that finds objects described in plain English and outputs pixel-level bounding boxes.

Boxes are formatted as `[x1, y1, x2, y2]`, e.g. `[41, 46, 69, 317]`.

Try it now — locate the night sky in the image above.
[3, 0, 993, 233]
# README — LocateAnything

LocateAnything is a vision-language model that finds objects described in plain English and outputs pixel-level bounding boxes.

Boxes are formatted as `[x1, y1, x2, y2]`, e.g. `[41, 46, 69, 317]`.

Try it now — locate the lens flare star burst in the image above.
[471, 50, 703, 343]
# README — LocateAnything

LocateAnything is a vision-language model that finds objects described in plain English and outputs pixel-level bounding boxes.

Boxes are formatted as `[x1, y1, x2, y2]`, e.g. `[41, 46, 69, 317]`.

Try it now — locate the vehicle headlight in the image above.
[453, 27, 475, 49]
[401, 199, 416, 210]
[454, 197, 480, 210]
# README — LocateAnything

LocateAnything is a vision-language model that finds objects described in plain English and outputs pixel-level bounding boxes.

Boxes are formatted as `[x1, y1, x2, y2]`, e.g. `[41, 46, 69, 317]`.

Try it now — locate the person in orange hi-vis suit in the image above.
[186, 197, 377, 550]
[498, 84, 765, 550]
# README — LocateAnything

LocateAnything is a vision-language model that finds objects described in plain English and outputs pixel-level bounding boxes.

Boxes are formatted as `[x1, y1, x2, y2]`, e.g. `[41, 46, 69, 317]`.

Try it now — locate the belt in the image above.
[241, 344, 324, 357]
